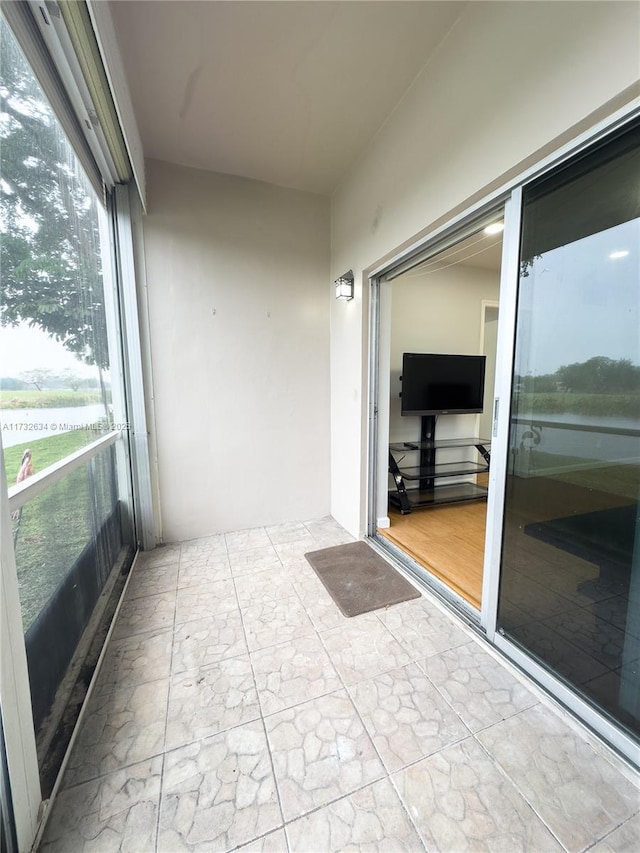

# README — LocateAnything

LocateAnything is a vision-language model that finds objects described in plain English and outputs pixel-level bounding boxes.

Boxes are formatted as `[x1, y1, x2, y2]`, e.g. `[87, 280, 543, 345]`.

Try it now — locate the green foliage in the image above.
[0, 20, 109, 370]
[516, 356, 640, 400]
[516, 373, 557, 393]
[556, 357, 640, 394]
[0, 389, 104, 408]
[515, 392, 640, 418]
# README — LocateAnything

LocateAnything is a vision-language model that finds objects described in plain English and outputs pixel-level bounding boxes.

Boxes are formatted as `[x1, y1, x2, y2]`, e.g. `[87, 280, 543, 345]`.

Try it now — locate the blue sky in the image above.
[515, 218, 639, 376]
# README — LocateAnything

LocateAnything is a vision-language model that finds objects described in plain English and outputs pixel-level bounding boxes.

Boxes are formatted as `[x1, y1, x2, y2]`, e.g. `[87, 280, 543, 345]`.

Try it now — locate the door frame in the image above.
[365, 100, 640, 767]
[366, 201, 508, 623]
[480, 187, 521, 637]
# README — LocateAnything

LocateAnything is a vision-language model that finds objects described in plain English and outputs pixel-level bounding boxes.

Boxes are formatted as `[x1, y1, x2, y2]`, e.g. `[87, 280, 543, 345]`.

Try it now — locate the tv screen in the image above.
[401, 353, 486, 416]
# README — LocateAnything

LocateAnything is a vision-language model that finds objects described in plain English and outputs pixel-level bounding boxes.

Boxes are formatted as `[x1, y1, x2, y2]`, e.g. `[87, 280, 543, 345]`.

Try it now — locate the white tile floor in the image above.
[40, 517, 640, 852]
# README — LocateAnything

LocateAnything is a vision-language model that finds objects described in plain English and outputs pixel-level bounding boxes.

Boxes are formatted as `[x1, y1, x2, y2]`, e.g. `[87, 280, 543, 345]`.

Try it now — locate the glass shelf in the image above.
[389, 436, 491, 452]
[389, 482, 488, 509]
[394, 460, 489, 481]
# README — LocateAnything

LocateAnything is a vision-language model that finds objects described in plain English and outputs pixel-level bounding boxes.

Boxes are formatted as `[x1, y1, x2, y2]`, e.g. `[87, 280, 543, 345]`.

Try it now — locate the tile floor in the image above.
[40, 517, 640, 852]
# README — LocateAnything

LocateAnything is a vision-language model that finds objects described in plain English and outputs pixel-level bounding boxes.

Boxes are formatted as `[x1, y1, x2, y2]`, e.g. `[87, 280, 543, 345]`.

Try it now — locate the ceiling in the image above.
[109, 1, 466, 195]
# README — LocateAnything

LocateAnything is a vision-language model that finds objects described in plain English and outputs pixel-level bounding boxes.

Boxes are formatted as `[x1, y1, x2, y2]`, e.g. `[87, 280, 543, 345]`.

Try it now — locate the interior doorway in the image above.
[374, 216, 504, 611]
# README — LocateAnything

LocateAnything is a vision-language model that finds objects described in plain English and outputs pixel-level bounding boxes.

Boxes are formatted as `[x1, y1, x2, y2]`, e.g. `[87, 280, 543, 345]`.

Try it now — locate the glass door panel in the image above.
[498, 123, 640, 740]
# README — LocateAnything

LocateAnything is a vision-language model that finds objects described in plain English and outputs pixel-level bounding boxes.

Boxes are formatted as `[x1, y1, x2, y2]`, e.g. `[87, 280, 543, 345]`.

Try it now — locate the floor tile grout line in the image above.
[173, 600, 240, 629]
[112, 597, 517, 723]
[581, 812, 640, 853]
[245, 533, 392, 834]
[165, 565, 256, 746]
[154, 552, 404, 846]
[280, 773, 394, 837]
[315, 617, 425, 685]
[231, 555, 288, 833]
[161, 710, 264, 758]
[246, 573, 342, 716]
[153, 751, 166, 852]
[252, 662, 343, 720]
[60, 554, 176, 797]
[79, 664, 476, 799]
[412, 655, 497, 737]
[312, 608, 396, 790]
[225, 824, 289, 853]
[373, 611, 476, 675]
[153, 541, 184, 849]
[472, 724, 571, 852]
[385, 765, 430, 853]
[162, 534, 289, 849]
[55, 745, 169, 792]
[339, 661, 476, 773]
[124, 562, 180, 602]
[383, 729, 474, 778]
[331, 665, 391, 780]
[313, 601, 533, 764]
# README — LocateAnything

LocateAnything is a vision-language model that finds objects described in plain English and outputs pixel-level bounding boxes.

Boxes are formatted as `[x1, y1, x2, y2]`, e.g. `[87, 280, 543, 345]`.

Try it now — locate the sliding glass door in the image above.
[497, 123, 640, 740]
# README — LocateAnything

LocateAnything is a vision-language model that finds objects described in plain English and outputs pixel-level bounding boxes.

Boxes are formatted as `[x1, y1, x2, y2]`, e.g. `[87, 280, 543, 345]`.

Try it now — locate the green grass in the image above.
[516, 392, 640, 418]
[14, 467, 92, 631]
[4, 430, 96, 482]
[0, 389, 105, 409]
[7, 430, 115, 632]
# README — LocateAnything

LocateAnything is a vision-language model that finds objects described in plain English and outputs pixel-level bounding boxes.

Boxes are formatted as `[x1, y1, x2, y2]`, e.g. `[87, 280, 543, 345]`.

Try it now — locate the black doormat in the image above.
[304, 541, 421, 617]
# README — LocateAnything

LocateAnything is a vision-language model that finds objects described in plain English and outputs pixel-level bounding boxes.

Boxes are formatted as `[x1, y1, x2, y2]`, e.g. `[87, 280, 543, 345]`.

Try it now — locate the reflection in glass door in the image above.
[498, 123, 640, 741]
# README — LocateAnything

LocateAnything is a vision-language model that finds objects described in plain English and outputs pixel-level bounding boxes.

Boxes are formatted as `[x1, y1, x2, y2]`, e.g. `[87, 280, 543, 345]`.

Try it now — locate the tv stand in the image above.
[389, 415, 490, 514]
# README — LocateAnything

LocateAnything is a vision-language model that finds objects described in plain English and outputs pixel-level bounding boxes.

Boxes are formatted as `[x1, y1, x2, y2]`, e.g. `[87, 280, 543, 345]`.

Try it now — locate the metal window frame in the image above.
[0, 714, 19, 853]
[111, 184, 156, 551]
[366, 275, 381, 535]
[0, 450, 41, 853]
[99, 191, 136, 545]
[1, 1, 105, 200]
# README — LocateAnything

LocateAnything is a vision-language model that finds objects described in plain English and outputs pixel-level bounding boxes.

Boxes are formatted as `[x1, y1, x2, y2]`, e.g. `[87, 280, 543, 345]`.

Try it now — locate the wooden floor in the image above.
[379, 500, 487, 609]
[378, 464, 636, 610]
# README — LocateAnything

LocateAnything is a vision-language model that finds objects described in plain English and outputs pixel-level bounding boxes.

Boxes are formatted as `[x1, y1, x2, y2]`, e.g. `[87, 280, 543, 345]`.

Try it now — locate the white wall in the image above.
[388, 264, 500, 443]
[330, 0, 640, 536]
[142, 159, 330, 541]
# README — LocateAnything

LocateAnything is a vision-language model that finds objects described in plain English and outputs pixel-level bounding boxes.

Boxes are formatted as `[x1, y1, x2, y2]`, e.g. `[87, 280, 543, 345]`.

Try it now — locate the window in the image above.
[1, 15, 134, 776]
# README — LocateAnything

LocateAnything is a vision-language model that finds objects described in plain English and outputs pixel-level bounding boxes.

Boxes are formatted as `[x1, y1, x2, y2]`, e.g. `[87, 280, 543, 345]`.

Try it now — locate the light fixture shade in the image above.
[335, 270, 354, 300]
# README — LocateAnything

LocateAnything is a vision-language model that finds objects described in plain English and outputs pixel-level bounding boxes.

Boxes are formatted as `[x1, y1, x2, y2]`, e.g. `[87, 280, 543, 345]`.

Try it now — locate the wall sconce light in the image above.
[335, 270, 354, 300]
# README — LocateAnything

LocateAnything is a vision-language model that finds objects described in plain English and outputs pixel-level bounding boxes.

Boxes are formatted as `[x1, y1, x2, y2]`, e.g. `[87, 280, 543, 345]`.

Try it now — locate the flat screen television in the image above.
[401, 353, 486, 416]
